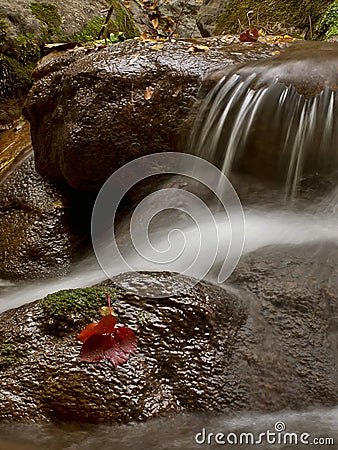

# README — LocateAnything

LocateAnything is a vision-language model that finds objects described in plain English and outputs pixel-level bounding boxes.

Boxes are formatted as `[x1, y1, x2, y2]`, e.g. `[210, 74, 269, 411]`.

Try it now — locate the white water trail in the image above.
[1, 204, 337, 313]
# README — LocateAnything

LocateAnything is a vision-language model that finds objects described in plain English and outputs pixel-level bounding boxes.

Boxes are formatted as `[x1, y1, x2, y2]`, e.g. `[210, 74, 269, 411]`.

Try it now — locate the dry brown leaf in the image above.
[149, 0, 158, 10]
[123, 0, 130, 8]
[139, 31, 148, 40]
[151, 18, 159, 29]
[150, 43, 164, 50]
[144, 86, 154, 100]
[187, 44, 210, 53]
[172, 85, 182, 97]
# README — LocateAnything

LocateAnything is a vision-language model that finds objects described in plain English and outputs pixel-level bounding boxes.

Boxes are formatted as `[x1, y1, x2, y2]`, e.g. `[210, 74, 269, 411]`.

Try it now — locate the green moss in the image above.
[214, 0, 333, 37]
[40, 286, 116, 325]
[11, 33, 41, 64]
[0, 54, 34, 98]
[30, 2, 64, 42]
[315, 1, 338, 39]
[0, 343, 27, 368]
[0, 15, 9, 47]
[73, 17, 106, 44]
[108, 0, 140, 39]
[73, 2, 140, 44]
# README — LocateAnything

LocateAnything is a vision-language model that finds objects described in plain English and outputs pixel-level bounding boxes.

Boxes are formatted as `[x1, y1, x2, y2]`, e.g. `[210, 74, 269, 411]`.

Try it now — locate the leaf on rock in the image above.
[239, 28, 259, 42]
[94, 314, 117, 334]
[80, 328, 136, 367]
[144, 86, 154, 100]
[187, 44, 210, 53]
[149, 0, 158, 10]
[150, 43, 164, 51]
[76, 292, 136, 367]
[77, 322, 98, 343]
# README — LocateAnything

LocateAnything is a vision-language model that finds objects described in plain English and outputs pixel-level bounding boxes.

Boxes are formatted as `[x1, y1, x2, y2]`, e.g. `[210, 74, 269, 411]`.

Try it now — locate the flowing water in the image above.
[1, 407, 338, 449]
[190, 42, 338, 197]
[1, 42, 338, 448]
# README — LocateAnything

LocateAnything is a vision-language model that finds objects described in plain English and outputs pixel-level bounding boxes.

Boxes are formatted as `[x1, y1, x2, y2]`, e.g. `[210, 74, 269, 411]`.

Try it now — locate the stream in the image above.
[0, 41, 337, 449]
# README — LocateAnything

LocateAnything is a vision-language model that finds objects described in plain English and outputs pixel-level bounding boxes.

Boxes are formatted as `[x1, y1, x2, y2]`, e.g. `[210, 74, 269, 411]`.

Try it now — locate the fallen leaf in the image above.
[123, 0, 130, 7]
[187, 44, 210, 53]
[76, 292, 136, 367]
[149, 0, 158, 10]
[239, 28, 259, 42]
[139, 31, 148, 40]
[150, 43, 164, 50]
[172, 85, 182, 97]
[144, 86, 154, 100]
[151, 18, 159, 29]
[52, 200, 66, 209]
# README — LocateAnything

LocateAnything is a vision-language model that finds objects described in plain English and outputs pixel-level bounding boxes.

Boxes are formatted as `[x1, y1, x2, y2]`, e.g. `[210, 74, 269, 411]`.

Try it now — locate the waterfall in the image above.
[190, 58, 337, 197]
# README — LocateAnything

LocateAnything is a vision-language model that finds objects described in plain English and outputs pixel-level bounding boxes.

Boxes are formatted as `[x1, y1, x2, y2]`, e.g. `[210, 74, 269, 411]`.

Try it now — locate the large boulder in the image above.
[1, 245, 337, 423]
[0, 0, 141, 128]
[24, 37, 277, 191]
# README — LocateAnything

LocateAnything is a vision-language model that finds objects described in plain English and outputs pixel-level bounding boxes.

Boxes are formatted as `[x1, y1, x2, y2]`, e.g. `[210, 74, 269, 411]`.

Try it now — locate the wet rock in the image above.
[0, 125, 89, 280]
[229, 242, 338, 411]
[0, 275, 246, 423]
[0, 253, 337, 423]
[24, 37, 277, 191]
[0, 0, 113, 51]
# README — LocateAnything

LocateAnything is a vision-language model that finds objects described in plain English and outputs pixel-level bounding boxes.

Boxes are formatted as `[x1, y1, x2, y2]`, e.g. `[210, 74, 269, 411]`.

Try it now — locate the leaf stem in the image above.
[106, 291, 112, 315]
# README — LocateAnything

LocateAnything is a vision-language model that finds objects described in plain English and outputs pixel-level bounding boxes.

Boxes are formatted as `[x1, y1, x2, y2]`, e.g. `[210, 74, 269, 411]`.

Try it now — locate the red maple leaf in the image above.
[76, 292, 136, 367]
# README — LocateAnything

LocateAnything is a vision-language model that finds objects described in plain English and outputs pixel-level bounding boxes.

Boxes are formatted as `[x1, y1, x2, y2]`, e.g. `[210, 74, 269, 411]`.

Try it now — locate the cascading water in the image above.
[190, 42, 338, 197]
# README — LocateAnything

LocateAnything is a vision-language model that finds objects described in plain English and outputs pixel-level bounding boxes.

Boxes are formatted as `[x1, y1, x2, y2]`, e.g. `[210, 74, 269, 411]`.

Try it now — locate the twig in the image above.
[309, 14, 313, 39]
[98, 5, 115, 40]
[169, 0, 190, 38]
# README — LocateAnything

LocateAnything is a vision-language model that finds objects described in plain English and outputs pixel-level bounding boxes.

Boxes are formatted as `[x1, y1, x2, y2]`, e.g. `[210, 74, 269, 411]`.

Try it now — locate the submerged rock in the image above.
[0, 252, 337, 423]
[24, 37, 277, 191]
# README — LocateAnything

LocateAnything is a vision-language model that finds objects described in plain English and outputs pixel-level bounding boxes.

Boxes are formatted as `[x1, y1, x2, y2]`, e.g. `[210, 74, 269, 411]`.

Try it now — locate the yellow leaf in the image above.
[144, 86, 154, 100]
[150, 43, 164, 50]
[52, 200, 66, 209]
[151, 18, 159, 29]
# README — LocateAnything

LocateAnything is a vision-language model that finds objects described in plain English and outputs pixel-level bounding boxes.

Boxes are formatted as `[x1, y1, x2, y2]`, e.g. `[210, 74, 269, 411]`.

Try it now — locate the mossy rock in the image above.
[30, 2, 64, 42]
[74, 1, 140, 44]
[0, 54, 34, 98]
[40, 286, 116, 334]
[0, 14, 9, 47]
[315, 1, 338, 39]
[214, 0, 333, 37]
[0, 0, 140, 125]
